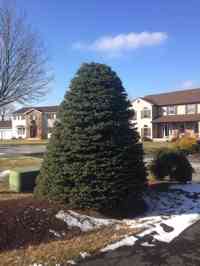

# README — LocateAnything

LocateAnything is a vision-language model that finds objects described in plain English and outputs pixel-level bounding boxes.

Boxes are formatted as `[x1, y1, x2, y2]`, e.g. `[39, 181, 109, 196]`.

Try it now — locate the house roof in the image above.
[132, 97, 154, 105]
[13, 106, 59, 114]
[0, 120, 12, 128]
[152, 114, 200, 123]
[143, 88, 200, 106]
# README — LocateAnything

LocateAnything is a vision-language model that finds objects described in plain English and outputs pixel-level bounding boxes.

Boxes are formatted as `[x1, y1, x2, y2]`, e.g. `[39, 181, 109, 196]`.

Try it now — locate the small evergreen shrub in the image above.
[34, 63, 146, 210]
[142, 137, 153, 142]
[149, 149, 193, 182]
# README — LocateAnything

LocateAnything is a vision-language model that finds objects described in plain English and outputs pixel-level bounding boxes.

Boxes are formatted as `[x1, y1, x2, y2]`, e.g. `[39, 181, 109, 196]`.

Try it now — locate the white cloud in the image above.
[73, 32, 168, 55]
[180, 80, 195, 89]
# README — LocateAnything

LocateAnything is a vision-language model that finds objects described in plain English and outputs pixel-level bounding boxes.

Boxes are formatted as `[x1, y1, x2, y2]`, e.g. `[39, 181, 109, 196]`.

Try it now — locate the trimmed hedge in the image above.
[9, 169, 39, 192]
[149, 149, 193, 183]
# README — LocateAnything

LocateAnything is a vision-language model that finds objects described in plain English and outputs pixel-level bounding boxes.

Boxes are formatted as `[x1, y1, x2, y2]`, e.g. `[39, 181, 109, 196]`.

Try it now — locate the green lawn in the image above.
[0, 156, 43, 171]
[143, 141, 174, 155]
[0, 139, 48, 145]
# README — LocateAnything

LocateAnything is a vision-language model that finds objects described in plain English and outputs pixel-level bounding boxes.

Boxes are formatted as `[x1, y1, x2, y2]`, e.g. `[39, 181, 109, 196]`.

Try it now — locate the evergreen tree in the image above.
[34, 63, 146, 209]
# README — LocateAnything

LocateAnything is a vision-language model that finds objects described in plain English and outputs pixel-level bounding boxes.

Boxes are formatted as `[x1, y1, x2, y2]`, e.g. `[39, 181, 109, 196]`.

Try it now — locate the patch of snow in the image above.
[30, 264, 45, 266]
[67, 260, 76, 265]
[49, 229, 62, 238]
[80, 252, 90, 258]
[102, 183, 200, 252]
[56, 210, 117, 232]
[171, 184, 200, 194]
[153, 213, 200, 243]
[141, 242, 155, 247]
[56, 183, 200, 254]
[101, 236, 138, 252]
[0, 170, 10, 181]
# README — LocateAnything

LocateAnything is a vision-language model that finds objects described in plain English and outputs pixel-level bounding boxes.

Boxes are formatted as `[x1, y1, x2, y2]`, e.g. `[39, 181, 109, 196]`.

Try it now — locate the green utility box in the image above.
[9, 169, 40, 192]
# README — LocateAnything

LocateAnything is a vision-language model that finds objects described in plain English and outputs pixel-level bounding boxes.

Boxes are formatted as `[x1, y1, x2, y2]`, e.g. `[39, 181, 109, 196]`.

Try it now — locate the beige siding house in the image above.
[132, 88, 200, 141]
[12, 106, 58, 139]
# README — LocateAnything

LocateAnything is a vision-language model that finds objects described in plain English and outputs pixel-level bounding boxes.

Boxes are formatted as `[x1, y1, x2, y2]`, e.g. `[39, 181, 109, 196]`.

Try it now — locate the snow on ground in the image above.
[56, 183, 200, 253]
[102, 183, 200, 251]
[0, 170, 10, 181]
[56, 210, 117, 232]
[101, 236, 138, 252]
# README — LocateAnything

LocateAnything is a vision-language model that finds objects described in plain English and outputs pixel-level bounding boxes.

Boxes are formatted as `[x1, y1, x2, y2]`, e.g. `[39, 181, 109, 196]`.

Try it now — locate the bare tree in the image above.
[0, 4, 52, 108]
[0, 103, 15, 120]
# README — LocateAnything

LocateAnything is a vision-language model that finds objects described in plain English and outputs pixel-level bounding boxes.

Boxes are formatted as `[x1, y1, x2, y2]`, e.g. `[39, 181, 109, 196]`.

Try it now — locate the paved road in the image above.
[80, 221, 200, 266]
[0, 144, 46, 157]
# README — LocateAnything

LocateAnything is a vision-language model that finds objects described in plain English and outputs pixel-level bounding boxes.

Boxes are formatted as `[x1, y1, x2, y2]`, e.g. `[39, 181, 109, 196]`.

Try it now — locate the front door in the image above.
[30, 120, 37, 138]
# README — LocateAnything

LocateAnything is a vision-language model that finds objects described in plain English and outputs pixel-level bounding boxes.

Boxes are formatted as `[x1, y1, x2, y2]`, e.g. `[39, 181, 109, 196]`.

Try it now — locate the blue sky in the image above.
[9, 0, 200, 105]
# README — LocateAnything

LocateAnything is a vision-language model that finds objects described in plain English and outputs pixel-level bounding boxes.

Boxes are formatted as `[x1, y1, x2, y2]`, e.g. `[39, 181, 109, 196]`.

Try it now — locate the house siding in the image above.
[132, 98, 154, 139]
[0, 106, 58, 140]
[132, 94, 200, 141]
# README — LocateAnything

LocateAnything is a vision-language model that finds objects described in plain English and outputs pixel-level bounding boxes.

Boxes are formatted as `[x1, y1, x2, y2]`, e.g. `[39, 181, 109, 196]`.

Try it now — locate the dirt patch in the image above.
[0, 197, 81, 252]
[0, 223, 140, 266]
[0, 196, 140, 265]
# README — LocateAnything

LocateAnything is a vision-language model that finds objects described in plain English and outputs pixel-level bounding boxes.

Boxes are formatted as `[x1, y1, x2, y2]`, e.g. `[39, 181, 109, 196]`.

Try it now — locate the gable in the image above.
[132, 97, 153, 108]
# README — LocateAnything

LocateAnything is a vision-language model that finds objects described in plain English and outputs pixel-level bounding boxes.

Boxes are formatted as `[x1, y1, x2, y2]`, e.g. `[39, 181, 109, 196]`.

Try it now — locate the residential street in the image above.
[0, 144, 46, 157]
[79, 220, 200, 266]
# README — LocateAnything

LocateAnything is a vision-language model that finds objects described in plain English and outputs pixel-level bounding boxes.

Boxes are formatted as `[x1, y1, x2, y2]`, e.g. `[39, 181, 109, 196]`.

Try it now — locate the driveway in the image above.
[0, 144, 46, 157]
[80, 220, 200, 266]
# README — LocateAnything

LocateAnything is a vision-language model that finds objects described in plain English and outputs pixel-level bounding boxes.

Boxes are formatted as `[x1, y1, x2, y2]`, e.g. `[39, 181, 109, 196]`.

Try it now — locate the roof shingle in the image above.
[143, 88, 200, 106]
[152, 114, 200, 123]
[13, 106, 59, 114]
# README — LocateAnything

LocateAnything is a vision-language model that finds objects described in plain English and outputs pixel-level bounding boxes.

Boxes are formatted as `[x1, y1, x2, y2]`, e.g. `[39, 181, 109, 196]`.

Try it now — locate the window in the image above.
[167, 106, 176, 115]
[164, 125, 169, 136]
[17, 127, 25, 135]
[133, 110, 137, 120]
[29, 115, 36, 121]
[47, 113, 55, 119]
[186, 104, 196, 114]
[141, 107, 151, 118]
[141, 125, 151, 137]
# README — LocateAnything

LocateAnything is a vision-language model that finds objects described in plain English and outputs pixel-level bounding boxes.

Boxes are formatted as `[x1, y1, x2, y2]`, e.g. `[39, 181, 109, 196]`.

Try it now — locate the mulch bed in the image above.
[0, 196, 81, 252]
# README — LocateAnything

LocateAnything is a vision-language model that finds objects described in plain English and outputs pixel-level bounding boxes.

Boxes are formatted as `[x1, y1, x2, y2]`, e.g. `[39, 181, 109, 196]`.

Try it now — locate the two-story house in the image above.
[11, 105, 58, 139]
[132, 88, 200, 141]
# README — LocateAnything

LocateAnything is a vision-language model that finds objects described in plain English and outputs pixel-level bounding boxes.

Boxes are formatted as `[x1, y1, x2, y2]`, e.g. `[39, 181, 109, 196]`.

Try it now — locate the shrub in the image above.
[34, 63, 146, 210]
[173, 136, 198, 154]
[149, 148, 193, 183]
[142, 137, 153, 142]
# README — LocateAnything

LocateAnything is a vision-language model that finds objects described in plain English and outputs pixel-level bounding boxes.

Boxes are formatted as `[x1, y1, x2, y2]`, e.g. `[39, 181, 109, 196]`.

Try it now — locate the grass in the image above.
[143, 141, 174, 155]
[0, 156, 43, 171]
[0, 139, 48, 145]
[0, 221, 139, 266]
[3, 227, 139, 265]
